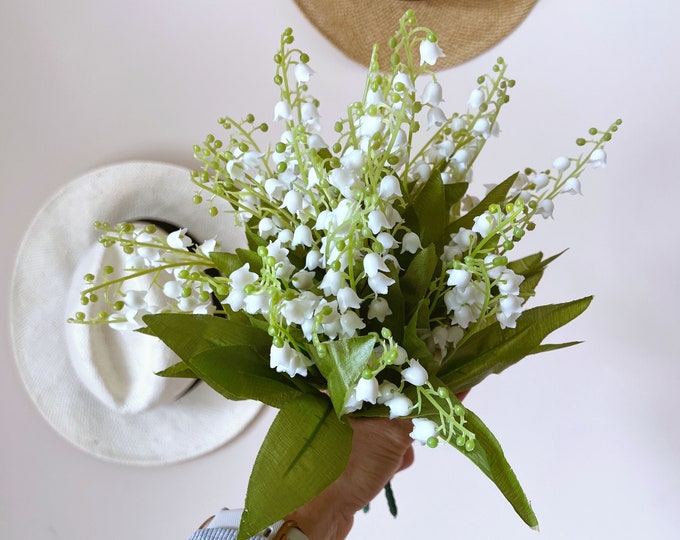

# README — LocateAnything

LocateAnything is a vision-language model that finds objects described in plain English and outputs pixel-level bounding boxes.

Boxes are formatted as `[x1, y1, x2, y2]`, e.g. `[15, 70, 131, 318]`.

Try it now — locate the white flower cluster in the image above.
[72, 222, 218, 329]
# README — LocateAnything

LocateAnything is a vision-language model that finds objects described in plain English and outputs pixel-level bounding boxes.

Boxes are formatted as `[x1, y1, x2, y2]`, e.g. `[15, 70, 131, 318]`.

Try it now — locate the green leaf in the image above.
[528, 341, 583, 355]
[411, 170, 448, 248]
[438, 297, 593, 393]
[239, 394, 352, 540]
[446, 172, 518, 236]
[236, 247, 262, 273]
[209, 251, 243, 277]
[143, 313, 271, 362]
[403, 302, 436, 371]
[381, 267, 405, 342]
[447, 405, 538, 528]
[508, 250, 566, 299]
[401, 244, 438, 321]
[444, 181, 468, 209]
[310, 336, 377, 417]
[185, 345, 302, 408]
[156, 360, 196, 378]
[403, 377, 538, 528]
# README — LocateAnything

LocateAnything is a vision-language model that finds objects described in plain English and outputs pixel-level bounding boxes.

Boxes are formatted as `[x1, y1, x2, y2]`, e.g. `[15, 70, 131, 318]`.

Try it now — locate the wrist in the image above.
[286, 483, 355, 540]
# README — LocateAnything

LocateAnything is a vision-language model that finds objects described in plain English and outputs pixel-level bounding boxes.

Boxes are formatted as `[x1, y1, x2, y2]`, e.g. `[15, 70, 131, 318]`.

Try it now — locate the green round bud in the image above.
[181, 287, 192, 298]
[243, 284, 256, 295]
[103, 265, 114, 274]
[257, 246, 268, 257]
[89, 293, 99, 303]
[98, 311, 109, 320]
[300, 52, 310, 63]
[413, 101, 422, 113]
[193, 194, 203, 204]
[427, 32, 437, 43]
[199, 291, 211, 302]
[361, 368, 373, 380]
[513, 227, 525, 239]
[455, 435, 465, 447]
[206, 134, 215, 143]
[144, 224, 157, 234]
[80, 297, 89, 306]
[285, 35, 294, 44]
[381, 327, 393, 339]
[113, 301, 125, 311]
[332, 143, 342, 154]
[265, 255, 276, 267]
[209, 206, 219, 217]
[387, 154, 400, 166]
[268, 326, 278, 337]
[275, 142, 286, 153]
[274, 53, 282, 64]
[388, 36, 397, 49]
[273, 75, 283, 85]
[84, 273, 95, 282]
[412, 121, 420, 133]
[334, 121, 343, 133]
[477, 75, 485, 84]
[603, 132, 612, 141]
[238, 142, 249, 152]
[588, 127, 598, 135]
[123, 246, 134, 255]
[526, 221, 536, 231]
[493, 256, 508, 267]
[390, 52, 400, 65]
[465, 439, 475, 452]
[260, 123, 269, 132]
[576, 137, 586, 146]
[178, 269, 189, 279]
[276, 162, 287, 173]
[75, 312, 86, 321]
[437, 387, 449, 399]
[426, 436, 439, 448]
[216, 285, 228, 296]
[272, 336, 283, 348]
[453, 404, 464, 416]
[503, 240, 514, 250]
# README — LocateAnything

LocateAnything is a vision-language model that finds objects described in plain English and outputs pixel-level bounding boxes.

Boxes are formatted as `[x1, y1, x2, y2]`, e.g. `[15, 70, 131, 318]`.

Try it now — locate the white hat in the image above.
[10, 161, 262, 466]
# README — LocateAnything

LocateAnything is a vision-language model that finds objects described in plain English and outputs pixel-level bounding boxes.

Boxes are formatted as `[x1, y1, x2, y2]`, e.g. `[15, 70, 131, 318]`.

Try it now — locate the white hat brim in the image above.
[10, 161, 262, 466]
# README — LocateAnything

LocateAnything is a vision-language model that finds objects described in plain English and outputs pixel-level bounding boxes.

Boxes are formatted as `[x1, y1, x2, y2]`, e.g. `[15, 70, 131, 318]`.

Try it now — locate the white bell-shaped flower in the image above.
[421, 80, 443, 106]
[410, 418, 438, 444]
[419, 39, 445, 66]
[386, 394, 413, 419]
[589, 148, 607, 168]
[355, 376, 379, 404]
[401, 359, 428, 386]
[367, 297, 392, 322]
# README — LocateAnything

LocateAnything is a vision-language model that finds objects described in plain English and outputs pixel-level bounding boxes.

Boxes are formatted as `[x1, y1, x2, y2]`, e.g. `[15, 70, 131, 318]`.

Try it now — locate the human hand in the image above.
[287, 417, 414, 540]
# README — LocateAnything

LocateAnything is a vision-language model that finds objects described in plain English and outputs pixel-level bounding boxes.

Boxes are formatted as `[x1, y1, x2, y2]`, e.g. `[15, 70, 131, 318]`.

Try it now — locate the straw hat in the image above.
[10, 161, 262, 465]
[294, 0, 538, 70]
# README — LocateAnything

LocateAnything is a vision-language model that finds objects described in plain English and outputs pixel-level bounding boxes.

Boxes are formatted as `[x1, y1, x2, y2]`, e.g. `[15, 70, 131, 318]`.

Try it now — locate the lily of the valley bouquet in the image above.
[71, 11, 619, 539]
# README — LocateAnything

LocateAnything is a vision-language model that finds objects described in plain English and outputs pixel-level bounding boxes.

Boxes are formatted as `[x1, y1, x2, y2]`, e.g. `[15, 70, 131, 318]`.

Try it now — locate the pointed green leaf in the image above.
[185, 345, 302, 408]
[401, 244, 438, 321]
[239, 394, 352, 540]
[143, 313, 271, 363]
[439, 297, 593, 393]
[156, 360, 196, 378]
[236, 247, 262, 273]
[447, 405, 538, 528]
[402, 301, 437, 372]
[310, 336, 377, 417]
[528, 341, 583, 355]
[209, 251, 243, 277]
[447, 172, 518, 235]
[412, 170, 448, 247]
[444, 181, 468, 209]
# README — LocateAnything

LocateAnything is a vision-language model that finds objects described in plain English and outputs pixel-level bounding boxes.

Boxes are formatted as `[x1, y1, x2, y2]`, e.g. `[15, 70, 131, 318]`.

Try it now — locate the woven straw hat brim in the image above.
[294, 0, 538, 70]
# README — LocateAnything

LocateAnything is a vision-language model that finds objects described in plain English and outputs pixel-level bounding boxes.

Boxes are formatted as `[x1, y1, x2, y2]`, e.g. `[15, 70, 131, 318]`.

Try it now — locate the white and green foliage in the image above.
[71, 10, 620, 539]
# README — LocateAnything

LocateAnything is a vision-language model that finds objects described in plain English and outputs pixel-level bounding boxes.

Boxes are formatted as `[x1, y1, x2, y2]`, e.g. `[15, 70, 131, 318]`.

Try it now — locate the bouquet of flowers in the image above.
[71, 10, 619, 538]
